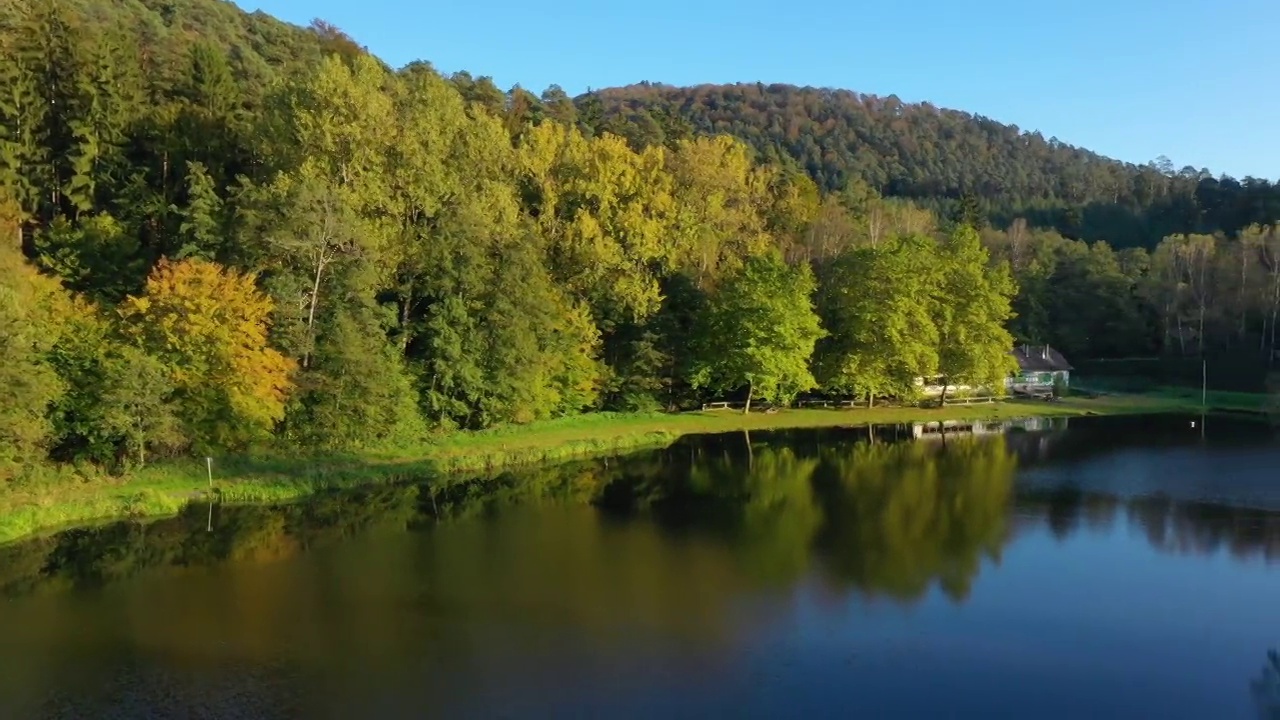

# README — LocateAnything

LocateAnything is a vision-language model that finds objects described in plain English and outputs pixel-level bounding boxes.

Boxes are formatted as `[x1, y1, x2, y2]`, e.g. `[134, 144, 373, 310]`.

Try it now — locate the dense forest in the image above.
[588, 83, 1280, 249]
[1, 0, 1277, 474]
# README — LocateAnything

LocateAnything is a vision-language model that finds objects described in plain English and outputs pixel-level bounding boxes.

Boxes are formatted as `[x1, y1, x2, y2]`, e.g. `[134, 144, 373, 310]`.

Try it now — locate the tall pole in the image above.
[1201, 360, 1207, 442]
[1202, 360, 1207, 411]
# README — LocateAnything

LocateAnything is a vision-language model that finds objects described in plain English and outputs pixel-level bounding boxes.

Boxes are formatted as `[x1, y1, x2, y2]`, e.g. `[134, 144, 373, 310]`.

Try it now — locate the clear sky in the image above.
[233, 0, 1277, 179]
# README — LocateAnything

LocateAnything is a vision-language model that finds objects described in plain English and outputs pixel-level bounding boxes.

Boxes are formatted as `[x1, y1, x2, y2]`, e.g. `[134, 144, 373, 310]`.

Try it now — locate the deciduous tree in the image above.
[118, 258, 294, 451]
[690, 252, 825, 412]
[815, 234, 939, 405]
[934, 226, 1018, 402]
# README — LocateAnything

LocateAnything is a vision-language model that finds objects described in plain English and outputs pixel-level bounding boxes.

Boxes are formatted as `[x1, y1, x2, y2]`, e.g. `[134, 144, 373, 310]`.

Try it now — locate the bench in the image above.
[796, 400, 833, 408]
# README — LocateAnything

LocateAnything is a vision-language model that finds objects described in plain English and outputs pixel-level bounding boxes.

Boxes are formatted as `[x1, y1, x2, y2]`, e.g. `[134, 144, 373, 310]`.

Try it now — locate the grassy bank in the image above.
[0, 391, 1265, 546]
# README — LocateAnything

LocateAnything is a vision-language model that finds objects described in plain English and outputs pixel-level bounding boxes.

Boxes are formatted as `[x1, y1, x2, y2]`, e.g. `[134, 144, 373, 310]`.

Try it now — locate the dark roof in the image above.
[1012, 345, 1072, 372]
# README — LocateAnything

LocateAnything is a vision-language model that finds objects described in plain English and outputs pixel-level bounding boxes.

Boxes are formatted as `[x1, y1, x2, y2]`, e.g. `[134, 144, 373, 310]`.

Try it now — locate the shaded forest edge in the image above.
[5, 0, 1280, 543]
[0, 394, 1251, 547]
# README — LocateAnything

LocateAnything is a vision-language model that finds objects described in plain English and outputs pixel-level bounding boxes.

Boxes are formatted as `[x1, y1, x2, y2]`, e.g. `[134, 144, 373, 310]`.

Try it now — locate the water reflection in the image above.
[1, 415, 1279, 719]
[3, 415, 1277, 603]
[1256, 650, 1280, 720]
[814, 436, 1015, 602]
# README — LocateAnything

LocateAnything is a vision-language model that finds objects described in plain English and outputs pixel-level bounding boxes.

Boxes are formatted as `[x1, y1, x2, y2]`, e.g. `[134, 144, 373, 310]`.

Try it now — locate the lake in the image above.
[1, 414, 1278, 719]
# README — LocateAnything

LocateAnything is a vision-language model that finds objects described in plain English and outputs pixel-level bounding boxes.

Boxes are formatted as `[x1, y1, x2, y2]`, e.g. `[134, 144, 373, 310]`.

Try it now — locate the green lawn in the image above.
[0, 390, 1266, 546]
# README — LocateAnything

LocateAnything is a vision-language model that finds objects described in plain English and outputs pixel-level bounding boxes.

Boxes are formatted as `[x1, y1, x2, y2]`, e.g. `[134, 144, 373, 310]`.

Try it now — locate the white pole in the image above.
[206, 457, 213, 490]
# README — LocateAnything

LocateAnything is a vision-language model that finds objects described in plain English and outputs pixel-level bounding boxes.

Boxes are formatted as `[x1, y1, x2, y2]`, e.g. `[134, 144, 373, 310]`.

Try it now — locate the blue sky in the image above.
[233, 0, 1277, 179]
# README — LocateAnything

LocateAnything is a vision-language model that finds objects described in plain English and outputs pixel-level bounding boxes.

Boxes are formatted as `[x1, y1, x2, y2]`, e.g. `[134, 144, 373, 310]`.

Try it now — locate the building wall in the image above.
[1008, 370, 1069, 393]
[913, 369, 1070, 396]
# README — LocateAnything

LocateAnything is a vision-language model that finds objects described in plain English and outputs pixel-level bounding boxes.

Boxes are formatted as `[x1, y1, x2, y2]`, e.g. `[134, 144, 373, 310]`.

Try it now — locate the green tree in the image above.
[173, 161, 225, 260]
[934, 225, 1018, 402]
[517, 122, 674, 325]
[540, 85, 576, 126]
[690, 252, 825, 412]
[99, 345, 183, 466]
[0, 6, 47, 219]
[0, 239, 69, 470]
[666, 135, 773, 286]
[287, 300, 426, 449]
[32, 214, 147, 303]
[815, 234, 940, 405]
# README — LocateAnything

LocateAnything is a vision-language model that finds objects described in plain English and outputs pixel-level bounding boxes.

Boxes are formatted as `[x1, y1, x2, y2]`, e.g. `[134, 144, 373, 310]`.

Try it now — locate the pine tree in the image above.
[174, 161, 224, 260]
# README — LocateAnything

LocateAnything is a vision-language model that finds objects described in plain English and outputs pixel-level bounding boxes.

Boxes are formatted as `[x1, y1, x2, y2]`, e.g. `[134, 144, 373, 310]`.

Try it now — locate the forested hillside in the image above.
[1, 0, 1277, 477]
[586, 83, 1280, 249]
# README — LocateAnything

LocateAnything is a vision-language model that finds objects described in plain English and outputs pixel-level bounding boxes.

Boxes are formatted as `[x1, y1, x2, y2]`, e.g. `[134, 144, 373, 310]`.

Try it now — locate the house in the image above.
[1007, 344, 1072, 395]
[913, 344, 1072, 399]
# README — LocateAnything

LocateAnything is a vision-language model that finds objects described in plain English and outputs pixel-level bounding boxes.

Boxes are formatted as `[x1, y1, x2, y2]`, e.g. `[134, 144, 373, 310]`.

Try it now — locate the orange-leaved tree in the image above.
[119, 258, 295, 451]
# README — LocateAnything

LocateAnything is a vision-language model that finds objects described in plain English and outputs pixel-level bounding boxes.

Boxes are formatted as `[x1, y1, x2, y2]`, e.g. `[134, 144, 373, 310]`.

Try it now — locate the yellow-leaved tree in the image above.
[518, 122, 675, 325]
[119, 259, 294, 451]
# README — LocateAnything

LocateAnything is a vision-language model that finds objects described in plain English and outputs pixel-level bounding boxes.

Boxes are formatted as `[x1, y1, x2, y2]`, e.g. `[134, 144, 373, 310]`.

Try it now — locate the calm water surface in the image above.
[2, 414, 1279, 719]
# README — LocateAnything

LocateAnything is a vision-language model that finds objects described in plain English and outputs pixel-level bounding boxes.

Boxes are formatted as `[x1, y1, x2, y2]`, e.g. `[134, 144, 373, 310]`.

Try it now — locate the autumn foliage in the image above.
[118, 259, 294, 451]
[3, 0, 1280, 476]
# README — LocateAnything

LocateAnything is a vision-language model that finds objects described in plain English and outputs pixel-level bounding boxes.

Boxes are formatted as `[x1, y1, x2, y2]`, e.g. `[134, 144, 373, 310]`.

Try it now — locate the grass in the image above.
[1124, 387, 1274, 412]
[0, 389, 1269, 546]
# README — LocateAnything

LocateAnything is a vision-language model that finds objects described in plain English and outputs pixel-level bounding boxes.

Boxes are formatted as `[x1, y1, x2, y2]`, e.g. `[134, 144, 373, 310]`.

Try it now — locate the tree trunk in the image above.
[1239, 250, 1250, 343]
[667, 355, 677, 411]
[744, 429, 753, 469]
[867, 392, 874, 408]
[304, 255, 326, 369]
[938, 382, 949, 407]
[399, 280, 413, 354]
[1198, 298, 1206, 357]
[743, 382, 753, 415]
[1270, 269, 1280, 367]
[1272, 305, 1279, 369]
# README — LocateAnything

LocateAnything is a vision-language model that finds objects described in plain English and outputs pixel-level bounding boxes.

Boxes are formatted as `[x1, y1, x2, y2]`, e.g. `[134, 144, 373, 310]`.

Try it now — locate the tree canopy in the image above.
[690, 252, 825, 412]
[2, 0, 1279, 477]
[586, 83, 1280, 250]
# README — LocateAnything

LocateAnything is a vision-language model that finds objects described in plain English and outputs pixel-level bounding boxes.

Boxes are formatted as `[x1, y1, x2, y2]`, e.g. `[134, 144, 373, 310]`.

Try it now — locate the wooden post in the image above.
[205, 457, 213, 532]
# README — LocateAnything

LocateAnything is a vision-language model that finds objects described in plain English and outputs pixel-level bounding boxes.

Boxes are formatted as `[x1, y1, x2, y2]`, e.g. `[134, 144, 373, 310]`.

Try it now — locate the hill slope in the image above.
[46, 0, 324, 89]
[586, 83, 1280, 247]
[10, 0, 1279, 248]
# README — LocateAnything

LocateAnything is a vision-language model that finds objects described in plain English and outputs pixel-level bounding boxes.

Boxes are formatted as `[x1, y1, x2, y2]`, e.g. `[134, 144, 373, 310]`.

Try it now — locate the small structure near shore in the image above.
[1008, 344, 1072, 397]
[913, 345, 1073, 400]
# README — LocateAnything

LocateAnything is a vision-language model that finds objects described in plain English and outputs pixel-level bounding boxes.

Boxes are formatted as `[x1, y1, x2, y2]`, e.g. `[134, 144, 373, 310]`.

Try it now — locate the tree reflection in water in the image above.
[2, 421, 1278, 606]
[1254, 650, 1280, 720]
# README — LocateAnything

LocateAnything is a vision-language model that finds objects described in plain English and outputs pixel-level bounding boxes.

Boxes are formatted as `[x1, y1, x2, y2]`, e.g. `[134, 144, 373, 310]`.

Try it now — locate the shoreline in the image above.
[0, 393, 1261, 546]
